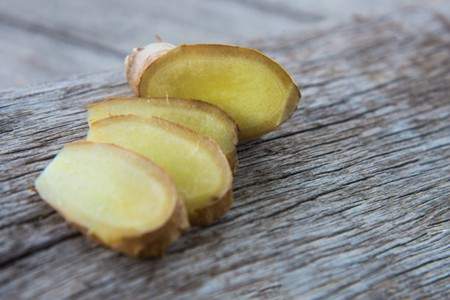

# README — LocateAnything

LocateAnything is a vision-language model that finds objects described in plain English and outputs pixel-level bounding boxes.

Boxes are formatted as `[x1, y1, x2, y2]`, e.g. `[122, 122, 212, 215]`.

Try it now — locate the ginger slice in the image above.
[87, 116, 233, 226]
[125, 43, 301, 140]
[35, 141, 189, 257]
[87, 97, 238, 170]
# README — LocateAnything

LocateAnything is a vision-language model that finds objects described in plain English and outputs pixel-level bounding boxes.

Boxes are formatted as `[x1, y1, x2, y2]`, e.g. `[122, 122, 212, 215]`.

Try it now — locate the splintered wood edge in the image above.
[89, 116, 234, 225]
[36, 141, 190, 257]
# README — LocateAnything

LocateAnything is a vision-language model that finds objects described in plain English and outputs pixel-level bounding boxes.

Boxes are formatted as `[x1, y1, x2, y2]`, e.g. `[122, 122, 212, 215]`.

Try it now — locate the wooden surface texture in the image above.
[0, 0, 447, 88]
[1, 7, 450, 300]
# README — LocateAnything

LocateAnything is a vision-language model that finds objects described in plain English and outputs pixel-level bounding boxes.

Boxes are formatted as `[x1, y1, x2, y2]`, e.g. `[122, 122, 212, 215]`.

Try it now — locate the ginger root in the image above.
[125, 43, 301, 140]
[87, 115, 233, 226]
[35, 141, 189, 257]
[87, 97, 238, 170]
[34, 40, 302, 257]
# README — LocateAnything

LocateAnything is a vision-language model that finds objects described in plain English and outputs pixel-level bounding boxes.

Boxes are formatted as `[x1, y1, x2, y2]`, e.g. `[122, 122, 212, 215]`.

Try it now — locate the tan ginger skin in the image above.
[125, 43, 176, 95]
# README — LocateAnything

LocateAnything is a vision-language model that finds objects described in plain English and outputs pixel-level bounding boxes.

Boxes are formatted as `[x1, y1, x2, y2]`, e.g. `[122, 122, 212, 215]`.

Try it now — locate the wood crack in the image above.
[1, 7, 450, 299]
[0, 231, 80, 270]
[0, 210, 55, 232]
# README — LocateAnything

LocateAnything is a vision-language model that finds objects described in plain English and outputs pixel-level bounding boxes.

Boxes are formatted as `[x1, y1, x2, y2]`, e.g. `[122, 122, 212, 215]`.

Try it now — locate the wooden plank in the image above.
[241, 0, 450, 24]
[0, 0, 312, 88]
[0, 0, 318, 49]
[0, 0, 444, 89]
[0, 23, 122, 87]
[1, 8, 450, 300]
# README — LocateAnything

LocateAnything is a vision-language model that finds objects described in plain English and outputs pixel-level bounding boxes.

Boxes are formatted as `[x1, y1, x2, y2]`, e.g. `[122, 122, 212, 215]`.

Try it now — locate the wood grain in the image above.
[0, 0, 446, 88]
[0, 0, 309, 88]
[1, 8, 450, 299]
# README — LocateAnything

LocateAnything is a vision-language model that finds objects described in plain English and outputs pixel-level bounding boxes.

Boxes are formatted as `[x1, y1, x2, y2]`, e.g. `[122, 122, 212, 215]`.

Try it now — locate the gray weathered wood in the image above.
[0, 23, 121, 87]
[1, 8, 450, 300]
[0, 0, 312, 88]
[1, 0, 446, 88]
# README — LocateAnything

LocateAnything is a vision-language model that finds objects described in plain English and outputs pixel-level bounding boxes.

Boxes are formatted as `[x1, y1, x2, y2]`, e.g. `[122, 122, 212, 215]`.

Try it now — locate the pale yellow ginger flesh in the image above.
[87, 97, 238, 169]
[126, 44, 301, 140]
[87, 116, 233, 225]
[35, 141, 189, 257]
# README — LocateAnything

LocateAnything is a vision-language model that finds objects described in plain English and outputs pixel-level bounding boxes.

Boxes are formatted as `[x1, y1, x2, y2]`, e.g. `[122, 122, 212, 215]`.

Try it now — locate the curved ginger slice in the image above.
[125, 43, 301, 140]
[87, 97, 238, 170]
[87, 116, 233, 226]
[35, 141, 189, 257]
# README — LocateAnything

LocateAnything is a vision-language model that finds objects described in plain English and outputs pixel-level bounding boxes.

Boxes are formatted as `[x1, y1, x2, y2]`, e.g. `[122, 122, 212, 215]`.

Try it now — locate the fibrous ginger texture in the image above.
[35, 141, 189, 257]
[87, 116, 233, 225]
[125, 43, 301, 140]
[87, 97, 238, 169]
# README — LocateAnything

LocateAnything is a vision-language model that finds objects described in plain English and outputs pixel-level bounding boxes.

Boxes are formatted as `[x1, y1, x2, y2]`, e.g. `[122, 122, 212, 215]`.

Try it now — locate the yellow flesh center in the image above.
[88, 99, 236, 156]
[88, 117, 230, 213]
[35, 144, 174, 243]
[140, 47, 294, 139]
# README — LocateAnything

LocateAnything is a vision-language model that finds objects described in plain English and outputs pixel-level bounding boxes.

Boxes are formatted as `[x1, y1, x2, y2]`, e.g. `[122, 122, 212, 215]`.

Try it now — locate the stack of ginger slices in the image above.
[35, 43, 301, 257]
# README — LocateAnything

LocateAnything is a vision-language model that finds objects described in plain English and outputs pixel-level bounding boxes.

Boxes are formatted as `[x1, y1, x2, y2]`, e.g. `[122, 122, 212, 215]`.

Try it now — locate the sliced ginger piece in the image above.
[87, 97, 238, 170]
[35, 141, 189, 257]
[125, 43, 301, 140]
[87, 115, 233, 226]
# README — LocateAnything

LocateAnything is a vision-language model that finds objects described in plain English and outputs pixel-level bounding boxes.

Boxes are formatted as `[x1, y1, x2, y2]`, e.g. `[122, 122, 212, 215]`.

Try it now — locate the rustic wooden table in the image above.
[1, 2, 449, 300]
[0, 0, 447, 88]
